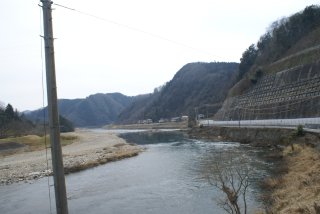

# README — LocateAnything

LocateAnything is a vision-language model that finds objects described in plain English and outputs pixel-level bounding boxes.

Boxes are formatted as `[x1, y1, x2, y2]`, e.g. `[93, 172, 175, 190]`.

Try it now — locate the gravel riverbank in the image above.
[0, 129, 143, 185]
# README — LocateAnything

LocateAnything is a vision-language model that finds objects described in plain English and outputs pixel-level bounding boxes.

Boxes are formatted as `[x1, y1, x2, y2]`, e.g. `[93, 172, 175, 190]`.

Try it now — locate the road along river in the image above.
[0, 130, 275, 214]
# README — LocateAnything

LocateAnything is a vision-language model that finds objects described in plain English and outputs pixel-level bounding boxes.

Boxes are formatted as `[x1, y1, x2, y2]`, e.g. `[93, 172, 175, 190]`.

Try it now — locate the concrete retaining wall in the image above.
[219, 60, 320, 120]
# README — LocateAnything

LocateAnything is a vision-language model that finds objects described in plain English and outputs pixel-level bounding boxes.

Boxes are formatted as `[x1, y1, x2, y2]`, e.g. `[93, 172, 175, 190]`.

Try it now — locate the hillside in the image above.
[116, 93, 159, 124]
[215, 5, 320, 120]
[26, 93, 133, 127]
[117, 62, 239, 124]
[26, 62, 239, 127]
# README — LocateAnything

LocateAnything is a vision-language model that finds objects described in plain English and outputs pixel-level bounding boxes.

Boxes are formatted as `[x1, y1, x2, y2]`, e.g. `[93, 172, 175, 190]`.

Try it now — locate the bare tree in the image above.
[207, 154, 251, 214]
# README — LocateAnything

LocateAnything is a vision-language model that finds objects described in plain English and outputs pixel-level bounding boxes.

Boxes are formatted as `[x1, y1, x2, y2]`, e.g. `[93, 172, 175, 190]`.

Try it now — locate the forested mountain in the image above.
[26, 93, 133, 127]
[232, 5, 320, 96]
[117, 62, 239, 124]
[215, 5, 320, 120]
[116, 93, 159, 124]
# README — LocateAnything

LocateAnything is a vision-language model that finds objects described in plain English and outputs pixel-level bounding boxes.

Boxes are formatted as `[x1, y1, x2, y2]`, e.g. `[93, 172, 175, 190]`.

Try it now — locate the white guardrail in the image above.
[199, 117, 320, 129]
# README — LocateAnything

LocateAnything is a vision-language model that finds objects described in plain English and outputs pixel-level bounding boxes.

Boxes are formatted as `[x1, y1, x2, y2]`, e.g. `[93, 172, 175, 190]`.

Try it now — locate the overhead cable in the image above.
[52, 2, 222, 59]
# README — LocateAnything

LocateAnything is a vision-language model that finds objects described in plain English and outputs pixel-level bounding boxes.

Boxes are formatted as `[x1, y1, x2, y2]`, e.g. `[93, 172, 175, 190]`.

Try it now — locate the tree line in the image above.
[0, 103, 74, 139]
[239, 5, 320, 78]
[0, 103, 33, 138]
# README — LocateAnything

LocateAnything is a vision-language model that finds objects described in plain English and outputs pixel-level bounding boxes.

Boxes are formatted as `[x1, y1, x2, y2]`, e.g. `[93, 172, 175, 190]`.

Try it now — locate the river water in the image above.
[0, 130, 273, 214]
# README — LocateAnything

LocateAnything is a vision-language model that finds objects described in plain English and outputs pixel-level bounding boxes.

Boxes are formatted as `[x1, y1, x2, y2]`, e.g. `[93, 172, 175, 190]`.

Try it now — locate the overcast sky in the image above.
[1, 0, 319, 111]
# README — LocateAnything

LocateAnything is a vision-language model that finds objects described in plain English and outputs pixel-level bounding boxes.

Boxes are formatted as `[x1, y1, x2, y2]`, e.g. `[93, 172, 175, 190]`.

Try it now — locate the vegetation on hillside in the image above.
[0, 103, 74, 138]
[0, 103, 35, 138]
[256, 5, 320, 64]
[117, 62, 239, 124]
[229, 5, 320, 97]
[117, 93, 161, 124]
[26, 93, 133, 127]
[59, 115, 75, 133]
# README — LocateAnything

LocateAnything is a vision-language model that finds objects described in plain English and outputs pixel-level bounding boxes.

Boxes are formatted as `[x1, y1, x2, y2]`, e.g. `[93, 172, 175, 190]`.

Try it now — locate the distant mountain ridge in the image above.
[117, 62, 239, 124]
[26, 62, 239, 127]
[25, 93, 133, 127]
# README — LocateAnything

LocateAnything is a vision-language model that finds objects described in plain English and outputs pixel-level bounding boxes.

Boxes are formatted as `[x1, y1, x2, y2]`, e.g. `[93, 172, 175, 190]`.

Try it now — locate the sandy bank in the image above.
[0, 129, 143, 185]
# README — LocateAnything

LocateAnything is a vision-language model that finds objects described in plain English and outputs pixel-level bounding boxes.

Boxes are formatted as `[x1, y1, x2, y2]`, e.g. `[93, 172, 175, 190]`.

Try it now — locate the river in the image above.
[0, 130, 273, 214]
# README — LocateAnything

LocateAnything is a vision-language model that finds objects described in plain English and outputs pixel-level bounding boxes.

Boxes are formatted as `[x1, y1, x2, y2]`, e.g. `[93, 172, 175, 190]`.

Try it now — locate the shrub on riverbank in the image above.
[295, 125, 305, 137]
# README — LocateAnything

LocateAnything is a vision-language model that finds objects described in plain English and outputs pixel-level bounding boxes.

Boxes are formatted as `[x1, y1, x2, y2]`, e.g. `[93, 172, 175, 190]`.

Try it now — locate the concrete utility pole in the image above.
[194, 107, 199, 122]
[41, 1, 69, 213]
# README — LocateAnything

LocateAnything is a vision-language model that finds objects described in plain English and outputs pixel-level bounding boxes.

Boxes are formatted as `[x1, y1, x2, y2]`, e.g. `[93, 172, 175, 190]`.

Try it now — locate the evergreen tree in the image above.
[4, 104, 15, 120]
[239, 44, 258, 78]
[59, 115, 75, 133]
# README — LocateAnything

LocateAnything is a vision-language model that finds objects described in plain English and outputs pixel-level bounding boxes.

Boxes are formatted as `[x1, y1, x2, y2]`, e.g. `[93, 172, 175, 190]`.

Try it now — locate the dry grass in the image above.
[263, 177, 286, 190]
[63, 145, 140, 174]
[0, 134, 78, 153]
[267, 144, 320, 214]
[265, 47, 320, 75]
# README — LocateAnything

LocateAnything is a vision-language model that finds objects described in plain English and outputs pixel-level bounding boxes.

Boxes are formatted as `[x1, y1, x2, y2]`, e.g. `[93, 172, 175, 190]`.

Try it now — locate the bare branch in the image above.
[207, 153, 252, 214]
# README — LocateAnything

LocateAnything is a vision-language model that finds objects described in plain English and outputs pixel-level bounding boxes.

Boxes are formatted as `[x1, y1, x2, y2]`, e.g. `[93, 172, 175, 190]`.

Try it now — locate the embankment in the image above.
[188, 126, 320, 213]
[188, 126, 320, 147]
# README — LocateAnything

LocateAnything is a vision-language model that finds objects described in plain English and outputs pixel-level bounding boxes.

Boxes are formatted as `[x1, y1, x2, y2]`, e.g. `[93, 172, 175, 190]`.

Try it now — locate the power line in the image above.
[52, 2, 223, 59]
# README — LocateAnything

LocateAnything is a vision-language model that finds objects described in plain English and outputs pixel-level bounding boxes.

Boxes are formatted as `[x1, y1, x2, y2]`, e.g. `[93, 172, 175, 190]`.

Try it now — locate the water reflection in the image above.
[0, 130, 273, 214]
[119, 130, 188, 145]
[120, 131, 272, 209]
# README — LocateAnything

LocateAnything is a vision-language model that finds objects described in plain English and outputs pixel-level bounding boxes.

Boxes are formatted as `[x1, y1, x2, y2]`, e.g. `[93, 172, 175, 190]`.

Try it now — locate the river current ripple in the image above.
[0, 130, 273, 214]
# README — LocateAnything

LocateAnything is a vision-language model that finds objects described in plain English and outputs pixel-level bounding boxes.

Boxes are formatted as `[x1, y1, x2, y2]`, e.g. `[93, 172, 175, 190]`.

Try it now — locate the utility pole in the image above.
[194, 107, 198, 122]
[41, 1, 69, 213]
[237, 107, 241, 128]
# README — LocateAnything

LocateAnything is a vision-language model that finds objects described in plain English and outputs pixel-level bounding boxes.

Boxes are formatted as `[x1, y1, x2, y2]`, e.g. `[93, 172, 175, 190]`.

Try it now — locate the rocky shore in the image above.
[0, 129, 143, 185]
